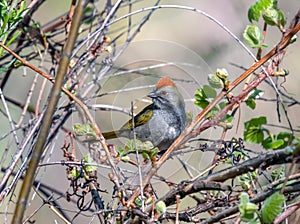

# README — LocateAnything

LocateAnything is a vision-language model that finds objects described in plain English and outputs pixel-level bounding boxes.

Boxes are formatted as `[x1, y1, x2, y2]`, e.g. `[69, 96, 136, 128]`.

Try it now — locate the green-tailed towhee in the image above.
[103, 77, 187, 151]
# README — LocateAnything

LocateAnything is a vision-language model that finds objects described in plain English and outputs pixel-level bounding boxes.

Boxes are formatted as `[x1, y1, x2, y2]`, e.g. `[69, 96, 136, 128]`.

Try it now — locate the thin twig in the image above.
[0, 88, 19, 146]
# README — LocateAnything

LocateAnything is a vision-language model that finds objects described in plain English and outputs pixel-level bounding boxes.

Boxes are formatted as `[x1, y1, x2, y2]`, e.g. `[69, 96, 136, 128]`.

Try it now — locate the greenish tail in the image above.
[102, 131, 118, 139]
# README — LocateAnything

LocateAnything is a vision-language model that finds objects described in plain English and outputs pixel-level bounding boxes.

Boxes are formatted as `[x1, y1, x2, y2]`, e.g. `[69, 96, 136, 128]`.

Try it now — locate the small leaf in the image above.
[246, 116, 267, 126]
[289, 34, 297, 44]
[71, 167, 80, 179]
[203, 85, 217, 98]
[262, 8, 280, 26]
[73, 123, 97, 137]
[0, 59, 15, 74]
[145, 197, 153, 205]
[263, 138, 284, 149]
[194, 85, 216, 109]
[208, 69, 229, 89]
[118, 139, 156, 158]
[262, 132, 294, 149]
[244, 125, 264, 143]
[156, 201, 167, 216]
[248, 0, 273, 22]
[262, 192, 285, 223]
[277, 10, 286, 27]
[246, 99, 256, 110]
[73, 123, 86, 135]
[249, 89, 264, 99]
[239, 192, 249, 206]
[238, 171, 258, 190]
[244, 117, 267, 143]
[208, 73, 224, 89]
[134, 196, 143, 207]
[238, 192, 258, 222]
[243, 25, 267, 48]
[277, 132, 294, 148]
[121, 155, 130, 162]
[83, 153, 97, 172]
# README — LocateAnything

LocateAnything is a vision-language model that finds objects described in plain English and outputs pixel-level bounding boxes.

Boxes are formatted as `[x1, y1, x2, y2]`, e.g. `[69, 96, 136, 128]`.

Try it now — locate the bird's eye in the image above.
[160, 90, 167, 96]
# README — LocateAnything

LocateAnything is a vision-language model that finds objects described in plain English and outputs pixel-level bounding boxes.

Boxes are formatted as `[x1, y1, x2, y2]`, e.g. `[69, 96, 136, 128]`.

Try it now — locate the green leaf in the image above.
[262, 192, 285, 223]
[118, 139, 137, 157]
[246, 89, 264, 110]
[83, 153, 98, 172]
[277, 132, 294, 148]
[121, 155, 130, 162]
[262, 8, 280, 26]
[203, 85, 217, 98]
[277, 10, 286, 27]
[71, 167, 81, 179]
[73, 123, 97, 138]
[0, 59, 15, 74]
[194, 99, 209, 109]
[246, 116, 267, 126]
[243, 25, 268, 48]
[83, 5, 94, 24]
[156, 201, 167, 215]
[238, 171, 258, 190]
[208, 68, 229, 89]
[262, 138, 284, 149]
[134, 196, 143, 207]
[117, 139, 156, 158]
[246, 99, 256, 110]
[244, 117, 267, 143]
[248, 0, 273, 22]
[238, 192, 258, 222]
[194, 85, 216, 109]
[262, 132, 294, 149]
[208, 73, 224, 89]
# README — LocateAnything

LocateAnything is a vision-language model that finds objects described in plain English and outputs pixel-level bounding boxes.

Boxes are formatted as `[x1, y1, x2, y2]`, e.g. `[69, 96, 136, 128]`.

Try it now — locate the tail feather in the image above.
[102, 131, 118, 139]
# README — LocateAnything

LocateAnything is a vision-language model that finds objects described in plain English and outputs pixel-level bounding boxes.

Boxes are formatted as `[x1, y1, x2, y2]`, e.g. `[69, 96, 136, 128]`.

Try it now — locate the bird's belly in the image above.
[134, 115, 179, 150]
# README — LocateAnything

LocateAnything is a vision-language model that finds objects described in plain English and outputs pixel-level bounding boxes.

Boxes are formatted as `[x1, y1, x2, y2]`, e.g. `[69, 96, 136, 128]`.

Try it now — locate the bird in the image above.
[103, 77, 187, 152]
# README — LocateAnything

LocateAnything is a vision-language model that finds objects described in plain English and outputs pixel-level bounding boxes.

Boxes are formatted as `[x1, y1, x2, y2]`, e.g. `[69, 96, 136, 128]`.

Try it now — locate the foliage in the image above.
[195, 68, 232, 125]
[244, 116, 296, 150]
[244, 116, 267, 144]
[261, 192, 285, 223]
[73, 123, 97, 139]
[243, 24, 268, 48]
[117, 139, 158, 161]
[238, 192, 285, 223]
[245, 0, 286, 49]
[0, 0, 27, 56]
[238, 192, 259, 222]
[245, 88, 264, 109]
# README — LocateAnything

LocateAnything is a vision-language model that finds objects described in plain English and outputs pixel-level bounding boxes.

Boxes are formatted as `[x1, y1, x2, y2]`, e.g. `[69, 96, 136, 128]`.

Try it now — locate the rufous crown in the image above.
[155, 77, 176, 89]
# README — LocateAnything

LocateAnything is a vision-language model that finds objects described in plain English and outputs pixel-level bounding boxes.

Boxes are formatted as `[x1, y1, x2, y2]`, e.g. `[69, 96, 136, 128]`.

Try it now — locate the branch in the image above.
[157, 148, 298, 208]
[161, 180, 231, 207]
[204, 183, 300, 224]
[12, 0, 86, 222]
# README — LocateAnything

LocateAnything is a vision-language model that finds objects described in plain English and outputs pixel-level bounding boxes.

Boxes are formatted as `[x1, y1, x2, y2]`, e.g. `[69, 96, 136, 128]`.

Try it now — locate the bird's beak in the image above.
[147, 90, 157, 99]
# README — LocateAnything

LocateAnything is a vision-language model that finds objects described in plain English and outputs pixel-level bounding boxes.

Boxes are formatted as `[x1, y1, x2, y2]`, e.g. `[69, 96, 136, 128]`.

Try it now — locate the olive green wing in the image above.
[122, 104, 155, 130]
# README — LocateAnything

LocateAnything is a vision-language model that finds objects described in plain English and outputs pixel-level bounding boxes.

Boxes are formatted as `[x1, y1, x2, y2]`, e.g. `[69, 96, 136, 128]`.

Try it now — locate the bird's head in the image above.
[147, 77, 185, 110]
